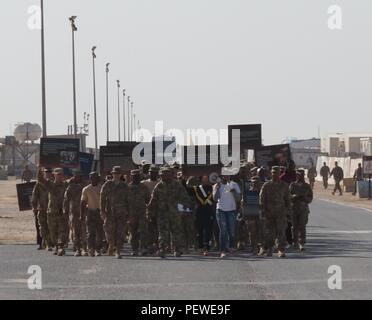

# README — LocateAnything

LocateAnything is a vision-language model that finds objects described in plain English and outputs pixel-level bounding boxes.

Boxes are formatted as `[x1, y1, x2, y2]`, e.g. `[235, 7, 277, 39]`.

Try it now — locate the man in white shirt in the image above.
[213, 173, 241, 258]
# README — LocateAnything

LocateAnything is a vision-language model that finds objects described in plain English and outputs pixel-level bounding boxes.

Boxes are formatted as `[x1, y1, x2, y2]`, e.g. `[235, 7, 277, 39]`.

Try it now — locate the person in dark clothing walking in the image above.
[193, 175, 215, 256]
[352, 163, 363, 196]
[280, 160, 297, 246]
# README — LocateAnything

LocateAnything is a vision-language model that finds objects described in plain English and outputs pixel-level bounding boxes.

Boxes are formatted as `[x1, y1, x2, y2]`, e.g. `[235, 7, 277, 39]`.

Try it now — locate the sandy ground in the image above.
[0, 179, 36, 245]
[1, 179, 372, 245]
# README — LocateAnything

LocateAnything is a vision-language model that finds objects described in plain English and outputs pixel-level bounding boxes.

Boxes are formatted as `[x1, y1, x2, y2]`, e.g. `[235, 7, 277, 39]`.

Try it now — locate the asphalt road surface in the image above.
[1, 199, 372, 300]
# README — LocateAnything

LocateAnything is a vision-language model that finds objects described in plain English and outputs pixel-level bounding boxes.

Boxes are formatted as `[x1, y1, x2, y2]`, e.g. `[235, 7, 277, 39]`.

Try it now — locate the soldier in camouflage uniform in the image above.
[32, 168, 53, 250]
[330, 162, 344, 196]
[127, 170, 151, 256]
[178, 173, 197, 253]
[100, 166, 129, 259]
[147, 167, 191, 258]
[64, 170, 87, 257]
[259, 166, 291, 258]
[289, 169, 313, 251]
[38, 168, 70, 256]
[307, 165, 317, 190]
[141, 165, 160, 253]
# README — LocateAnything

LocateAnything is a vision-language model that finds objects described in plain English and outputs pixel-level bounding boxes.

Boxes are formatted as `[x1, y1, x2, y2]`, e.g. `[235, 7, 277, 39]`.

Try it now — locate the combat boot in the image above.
[299, 244, 306, 252]
[115, 252, 122, 259]
[74, 250, 82, 257]
[278, 250, 286, 258]
[89, 249, 95, 257]
[57, 248, 66, 256]
[158, 249, 166, 259]
[265, 249, 273, 257]
[107, 243, 115, 256]
[95, 250, 102, 257]
[82, 250, 89, 257]
[257, 247, 266, 256]
[174, 251, 182, 257]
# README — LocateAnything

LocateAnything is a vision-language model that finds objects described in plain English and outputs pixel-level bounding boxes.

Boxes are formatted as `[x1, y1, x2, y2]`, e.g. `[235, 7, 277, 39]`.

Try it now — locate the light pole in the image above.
[133, 113, 136, 141]
[117, 80, 121, 141]
[127, 96, 131, 140]
[91, 46, 98, 158]
[131, 101, 134, 141]
[40, 0, 47, 137]
[105, 63, 110, 142]
[69, 16, 78, 137]
[122, 89, 126, 141]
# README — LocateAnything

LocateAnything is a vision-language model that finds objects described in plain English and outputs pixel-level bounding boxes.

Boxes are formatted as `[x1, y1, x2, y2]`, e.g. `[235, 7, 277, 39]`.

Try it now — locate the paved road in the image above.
[0, 199, 372, 300]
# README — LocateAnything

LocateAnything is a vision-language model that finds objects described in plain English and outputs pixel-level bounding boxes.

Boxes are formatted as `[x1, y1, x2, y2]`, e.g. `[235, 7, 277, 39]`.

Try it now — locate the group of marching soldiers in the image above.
[31, 159, 313, 259]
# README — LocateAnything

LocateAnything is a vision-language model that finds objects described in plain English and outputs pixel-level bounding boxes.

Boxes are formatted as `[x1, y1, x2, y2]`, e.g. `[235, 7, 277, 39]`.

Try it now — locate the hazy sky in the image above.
[1, 0, 372, 147]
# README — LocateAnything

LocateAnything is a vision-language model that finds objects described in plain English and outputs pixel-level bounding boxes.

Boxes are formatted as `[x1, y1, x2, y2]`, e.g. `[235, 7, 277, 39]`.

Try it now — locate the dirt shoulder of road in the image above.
[0, 179, 35, 245]
[314, 181, 372, 211]
[1, 179, 372, 245]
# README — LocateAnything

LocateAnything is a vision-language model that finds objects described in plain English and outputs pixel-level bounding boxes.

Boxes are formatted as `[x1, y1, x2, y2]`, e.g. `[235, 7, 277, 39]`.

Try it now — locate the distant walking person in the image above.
[22, 165, 33, 183]
[307, 165, 317, 190]
[352, 163, 363, 196]
[330, 162, 344, 196]
[320, 162, 330, 189]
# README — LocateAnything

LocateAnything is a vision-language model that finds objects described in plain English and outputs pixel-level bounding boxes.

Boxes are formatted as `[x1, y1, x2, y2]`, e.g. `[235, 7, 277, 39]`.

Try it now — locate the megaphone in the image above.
[209, 172, 221, 184]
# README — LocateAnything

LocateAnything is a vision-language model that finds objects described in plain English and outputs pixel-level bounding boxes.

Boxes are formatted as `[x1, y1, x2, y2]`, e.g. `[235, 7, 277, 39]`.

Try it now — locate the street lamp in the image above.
[122, 89, 126, 141]
[105, 63, 110, 142]
[117, 80, 121, 141]
[69, 15, 78, 137]
[91, 46, 98, 158]
[40, 0, 47, 137]
[127, 95, 131, 140]
[131, 101, 134, 141]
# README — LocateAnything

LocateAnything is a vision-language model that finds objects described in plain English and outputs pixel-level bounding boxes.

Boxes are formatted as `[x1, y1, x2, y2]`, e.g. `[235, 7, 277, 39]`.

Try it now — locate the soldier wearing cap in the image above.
[259, 166, 291, 258]
[240, 175, 264, 255]
[141, 165, 160, 253]
[148, 167, 192, 258]
[32, 168, 53, 250]
[127, 169, 151, 255]
[38, 167, 70, 256]
[289, 169, 313, 251]
[140, 160, 151, 181]
[100, 166, 129, 259]
[81, 172, 105, 257]
[63, 170, 88, 256]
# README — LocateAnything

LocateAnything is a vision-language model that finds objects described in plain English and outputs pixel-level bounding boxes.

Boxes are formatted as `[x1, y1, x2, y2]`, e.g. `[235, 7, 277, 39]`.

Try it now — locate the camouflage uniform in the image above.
[259, 180, 291, 252]
[307, 167, 317, 190]
[127, 182, 150, 254]
[41, 180, 69, 251]
[141, 179, 159, 251]
[148, 179, 191, 253]
[31, 181, 51, 248]
[320, 165, 330, 189]
[100, 180, 129, 253]
[289, 181, 313, 247]
[64, 181, 86, 252]
[330, 166, 344, 195]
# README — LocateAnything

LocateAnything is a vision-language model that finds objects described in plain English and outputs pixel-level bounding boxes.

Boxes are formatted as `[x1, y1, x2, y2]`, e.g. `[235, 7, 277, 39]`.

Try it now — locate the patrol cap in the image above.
[131, 169, 140, 176]
[53, 168, 64, 175]
[171, 162, 180, 169]
[296, 169, 305, 175]
[111, 166, 122, 174]
[43, 168, 53, 173]
[271, 166, 280, 173]
[89, 171, 99, 178]
[159, 167, 171, 175]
